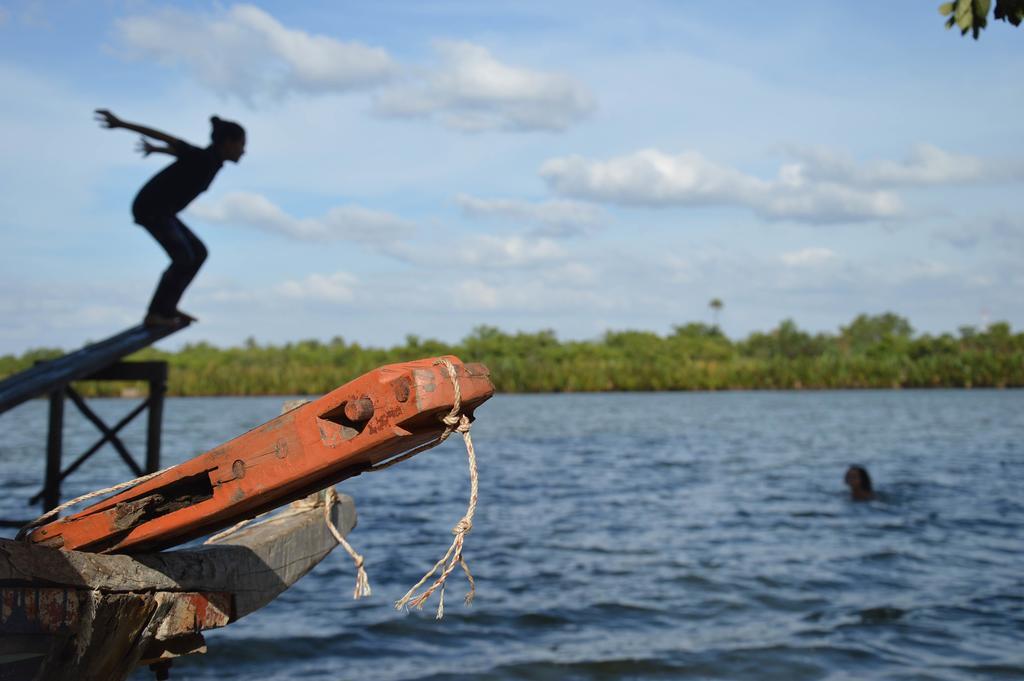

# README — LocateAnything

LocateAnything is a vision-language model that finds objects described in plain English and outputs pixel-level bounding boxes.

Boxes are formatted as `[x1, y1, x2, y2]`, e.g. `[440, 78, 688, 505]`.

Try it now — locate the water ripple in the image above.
[1, 390, 1021, 680]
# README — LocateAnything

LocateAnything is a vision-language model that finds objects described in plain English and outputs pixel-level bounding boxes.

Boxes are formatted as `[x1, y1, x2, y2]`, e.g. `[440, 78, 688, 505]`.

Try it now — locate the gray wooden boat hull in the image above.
[0, 490, 356, 681]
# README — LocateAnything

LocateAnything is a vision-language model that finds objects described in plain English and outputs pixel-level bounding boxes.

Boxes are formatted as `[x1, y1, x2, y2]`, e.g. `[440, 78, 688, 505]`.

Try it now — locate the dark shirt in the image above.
[132, 140, 223, 221]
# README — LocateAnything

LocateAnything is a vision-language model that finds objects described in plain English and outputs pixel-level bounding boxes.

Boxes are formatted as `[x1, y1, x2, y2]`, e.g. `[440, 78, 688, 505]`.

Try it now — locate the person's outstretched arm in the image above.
[95, 109, 182, 146]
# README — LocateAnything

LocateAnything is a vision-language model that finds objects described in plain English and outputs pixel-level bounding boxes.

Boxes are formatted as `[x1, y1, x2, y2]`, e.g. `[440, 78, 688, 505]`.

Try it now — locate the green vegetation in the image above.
[938, 0, 1023, 38]
[2, 313, 1022, 396]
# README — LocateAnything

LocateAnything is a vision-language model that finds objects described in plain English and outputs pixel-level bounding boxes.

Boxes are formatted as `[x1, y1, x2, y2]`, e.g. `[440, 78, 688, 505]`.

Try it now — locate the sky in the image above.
[1, 0, 1022, 354]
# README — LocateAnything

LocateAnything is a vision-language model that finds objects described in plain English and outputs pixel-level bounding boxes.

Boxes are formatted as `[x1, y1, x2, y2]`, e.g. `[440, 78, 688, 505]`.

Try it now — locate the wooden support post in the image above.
[28, 399, 152, 506]
[29, 361, 170, 514]
[146, 363, 167, 474]
[43, 387, 65, 512]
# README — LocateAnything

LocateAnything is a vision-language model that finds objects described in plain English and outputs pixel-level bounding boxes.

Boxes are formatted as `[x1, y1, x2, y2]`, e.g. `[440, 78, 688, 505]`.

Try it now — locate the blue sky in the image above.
[1, 1, 1022, 354]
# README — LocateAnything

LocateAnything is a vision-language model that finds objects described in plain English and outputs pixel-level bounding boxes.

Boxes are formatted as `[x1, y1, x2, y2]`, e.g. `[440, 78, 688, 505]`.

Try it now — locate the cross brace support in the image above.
[33, 361, 168, 512]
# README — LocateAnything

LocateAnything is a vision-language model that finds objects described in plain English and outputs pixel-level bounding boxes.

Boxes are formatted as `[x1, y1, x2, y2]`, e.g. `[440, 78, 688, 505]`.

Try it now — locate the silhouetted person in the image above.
[845, 465, 874, 501]
[95, 109, 246, 327]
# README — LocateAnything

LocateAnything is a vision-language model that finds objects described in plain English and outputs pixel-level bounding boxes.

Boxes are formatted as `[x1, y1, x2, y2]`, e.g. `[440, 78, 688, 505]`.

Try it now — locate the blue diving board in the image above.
[0, 320, 190, 415]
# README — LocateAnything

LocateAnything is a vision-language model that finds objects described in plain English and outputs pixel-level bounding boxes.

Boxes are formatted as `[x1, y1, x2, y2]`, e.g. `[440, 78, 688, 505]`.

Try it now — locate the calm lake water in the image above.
[1, 390, 1022, 680]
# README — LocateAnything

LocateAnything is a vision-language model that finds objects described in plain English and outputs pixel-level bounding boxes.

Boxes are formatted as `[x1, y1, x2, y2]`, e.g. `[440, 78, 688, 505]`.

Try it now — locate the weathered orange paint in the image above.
[168, 592, 232, 632]
[0, 587, 230, 636]
[0, 588, 79, 634]
[27, 356, 492, 554]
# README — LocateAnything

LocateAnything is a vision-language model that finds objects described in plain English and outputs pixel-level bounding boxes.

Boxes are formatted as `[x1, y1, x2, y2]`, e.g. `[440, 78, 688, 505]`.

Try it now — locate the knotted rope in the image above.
[384, 358, 478, 619]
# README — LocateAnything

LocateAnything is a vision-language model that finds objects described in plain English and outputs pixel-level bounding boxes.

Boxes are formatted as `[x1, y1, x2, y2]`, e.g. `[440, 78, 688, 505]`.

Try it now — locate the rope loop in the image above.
[322, 487, 372, 599]
[202, 486, 372, 599]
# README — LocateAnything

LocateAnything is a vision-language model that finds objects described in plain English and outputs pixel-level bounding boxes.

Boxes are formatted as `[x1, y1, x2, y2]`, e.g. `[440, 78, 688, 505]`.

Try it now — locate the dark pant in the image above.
[137, 215, 208, 316]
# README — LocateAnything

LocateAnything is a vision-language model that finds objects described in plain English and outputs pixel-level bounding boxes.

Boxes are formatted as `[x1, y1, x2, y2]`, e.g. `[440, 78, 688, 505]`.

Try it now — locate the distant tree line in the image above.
[2, 313, 1022, 396]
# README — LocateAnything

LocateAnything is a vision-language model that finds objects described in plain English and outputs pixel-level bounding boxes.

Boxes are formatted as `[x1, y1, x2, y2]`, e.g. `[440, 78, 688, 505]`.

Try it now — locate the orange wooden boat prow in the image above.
[26, 356, 493, 554]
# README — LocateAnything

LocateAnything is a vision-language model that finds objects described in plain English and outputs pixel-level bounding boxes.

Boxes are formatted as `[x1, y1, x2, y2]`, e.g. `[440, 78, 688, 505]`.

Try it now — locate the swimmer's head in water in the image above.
[210, 116, 246, 163]
[845, 465, 874, 501]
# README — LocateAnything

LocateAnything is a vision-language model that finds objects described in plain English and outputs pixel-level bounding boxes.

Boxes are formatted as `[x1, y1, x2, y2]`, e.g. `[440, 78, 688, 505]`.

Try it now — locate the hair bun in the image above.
[208, 116, 245, 145]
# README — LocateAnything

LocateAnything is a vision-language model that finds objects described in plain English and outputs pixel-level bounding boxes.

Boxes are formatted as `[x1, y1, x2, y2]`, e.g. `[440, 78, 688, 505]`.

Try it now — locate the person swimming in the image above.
[844, 465, 874, 501]
[95, 110, 246, 327]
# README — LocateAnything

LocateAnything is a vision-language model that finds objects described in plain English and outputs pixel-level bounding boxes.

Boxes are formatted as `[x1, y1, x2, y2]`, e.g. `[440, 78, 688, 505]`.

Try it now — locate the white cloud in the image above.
[454, 279, 499, 309]
[456, 194, 603, 237]
[0, 280, 146, 351]
[454, 235, 565, 267]
[385, 233, 565, 268]
[191, 195, 565, 270]
[276, 271, 357, 303]
[780, 247, 837, 267]
[113, 9, 592, 132]
[547, 262, 598, 286]
[786, 143, 996, 187]
[373, 41, 595, 132]
[540, 148, 903, 223]
[190, 191, 414, 243]
[200, 288, 260, 304]
[452, 275, 615, 312]
[115, 4, 396, 100]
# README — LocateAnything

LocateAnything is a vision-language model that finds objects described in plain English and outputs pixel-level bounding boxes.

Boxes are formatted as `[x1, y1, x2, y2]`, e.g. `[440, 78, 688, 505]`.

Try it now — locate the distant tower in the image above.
[709, 298, 724, 329]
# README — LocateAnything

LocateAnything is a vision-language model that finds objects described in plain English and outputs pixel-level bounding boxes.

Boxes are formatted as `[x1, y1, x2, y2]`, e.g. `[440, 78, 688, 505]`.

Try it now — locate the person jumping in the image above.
[95, 109, 246, 327]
